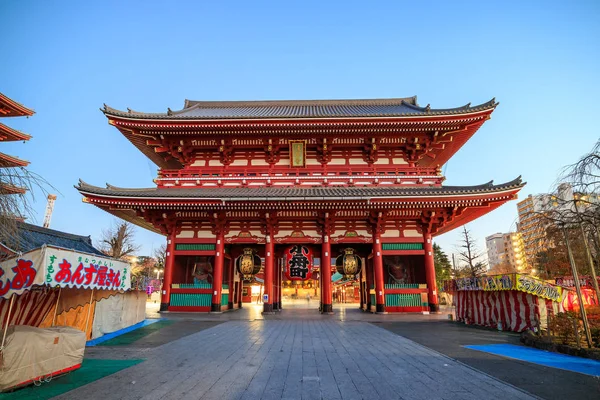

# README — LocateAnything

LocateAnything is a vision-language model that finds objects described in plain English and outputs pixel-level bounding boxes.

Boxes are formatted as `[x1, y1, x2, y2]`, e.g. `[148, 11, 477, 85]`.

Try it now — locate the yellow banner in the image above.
[515, 274, 562, 302]
[482, 274, 515, 291]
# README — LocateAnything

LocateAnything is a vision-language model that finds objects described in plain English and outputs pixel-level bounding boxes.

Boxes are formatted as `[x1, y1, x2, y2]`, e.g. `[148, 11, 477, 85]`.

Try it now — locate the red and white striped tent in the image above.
[0, 245, 130, 330]
[445, 274, 565, 332]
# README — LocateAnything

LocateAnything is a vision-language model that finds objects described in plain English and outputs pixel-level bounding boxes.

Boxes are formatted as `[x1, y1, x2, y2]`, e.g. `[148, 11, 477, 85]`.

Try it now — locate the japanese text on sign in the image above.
[0, 259, 37, 297]
[285, 245, 313, 281]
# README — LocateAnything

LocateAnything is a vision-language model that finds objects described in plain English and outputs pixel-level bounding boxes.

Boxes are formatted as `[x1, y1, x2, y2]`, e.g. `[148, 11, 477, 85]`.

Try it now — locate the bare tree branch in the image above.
[99, 221, 141, 260]
[455, 226, 487, 277]
[0, 166, 56, 252]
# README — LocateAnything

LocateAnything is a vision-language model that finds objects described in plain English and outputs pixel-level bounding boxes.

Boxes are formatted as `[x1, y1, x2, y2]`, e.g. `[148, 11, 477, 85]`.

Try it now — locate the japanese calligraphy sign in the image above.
[482, 274, 514, 291]
[0, 246, 131, 298]
[284, 245, 313, 281]
[45, 247, 130, 292]
[289, 140, 306, 167]
[449, 273, 563, 303]
[0, 255, 40, 298]
[515, 274, 562, 302]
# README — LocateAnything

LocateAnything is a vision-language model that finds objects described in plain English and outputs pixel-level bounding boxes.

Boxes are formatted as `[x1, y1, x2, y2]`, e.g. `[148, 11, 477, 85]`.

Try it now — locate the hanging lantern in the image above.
[284, 244, 314, 281]
[236, 248, 261, 281]
[336, 248, 362, 279]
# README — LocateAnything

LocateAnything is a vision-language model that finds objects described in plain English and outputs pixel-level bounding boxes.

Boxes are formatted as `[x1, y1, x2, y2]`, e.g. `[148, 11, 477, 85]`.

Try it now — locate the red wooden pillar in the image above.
[279, 258, 283, 309]
[278, 258, 283, 310]
[227, 256, 234, 309]
[160, 232, 176, 311]
[273, 257, 280, 311]
[366, 258, 373, 311]
[263, 234, 274, 313]
[423, 233, 439, 312]
[321, 235, 333, 313]
[373, 233, 386, 313]
[319, 260, 324, 311]
[237, 276, 244, 308]
[211, 231, 225, 312]
[359, 267, 365, 309]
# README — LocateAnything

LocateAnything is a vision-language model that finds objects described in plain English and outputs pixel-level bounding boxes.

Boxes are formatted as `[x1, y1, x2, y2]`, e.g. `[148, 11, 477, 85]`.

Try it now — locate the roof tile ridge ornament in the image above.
[76, 178, 90, 189]
[400, 100, 426, 113]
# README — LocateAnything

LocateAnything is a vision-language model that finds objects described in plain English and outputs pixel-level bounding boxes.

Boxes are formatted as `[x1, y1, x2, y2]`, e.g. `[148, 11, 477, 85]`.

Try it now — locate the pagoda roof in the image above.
[77, 178, 524, 236]
[0, 93, 34, 117]
[0, 182, 27, 195]
[0, 152, 29, 168]
[103, 97, 497, 120]
[77, 177, 523, 201]
[0, 123, 31, 142]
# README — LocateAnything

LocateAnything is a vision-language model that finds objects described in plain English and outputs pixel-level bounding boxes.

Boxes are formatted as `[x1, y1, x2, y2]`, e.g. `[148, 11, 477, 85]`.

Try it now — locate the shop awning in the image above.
[0, 245, 131, 299]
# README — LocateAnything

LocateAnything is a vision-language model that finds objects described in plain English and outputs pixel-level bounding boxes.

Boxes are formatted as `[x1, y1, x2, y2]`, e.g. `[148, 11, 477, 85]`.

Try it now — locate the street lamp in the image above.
[154, 268, 163, 279]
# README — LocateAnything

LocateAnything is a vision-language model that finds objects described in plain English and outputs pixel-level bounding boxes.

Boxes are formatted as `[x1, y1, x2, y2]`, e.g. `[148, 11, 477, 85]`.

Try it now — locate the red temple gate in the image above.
[77, 97, 524, 314]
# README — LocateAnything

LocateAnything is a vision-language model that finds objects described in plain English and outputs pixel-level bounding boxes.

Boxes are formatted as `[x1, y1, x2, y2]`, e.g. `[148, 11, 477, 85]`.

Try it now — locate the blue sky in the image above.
[1, 1, 598, 260]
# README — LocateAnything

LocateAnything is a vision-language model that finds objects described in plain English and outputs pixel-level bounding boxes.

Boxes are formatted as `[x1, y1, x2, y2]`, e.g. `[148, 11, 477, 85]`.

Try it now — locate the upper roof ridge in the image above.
[102, 96, 496, 120]
[182, 96, 419, 110]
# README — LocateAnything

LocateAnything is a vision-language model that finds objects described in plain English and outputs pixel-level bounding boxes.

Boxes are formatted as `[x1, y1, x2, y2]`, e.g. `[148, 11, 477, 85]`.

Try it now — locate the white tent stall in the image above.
[0, 245, 144, 391]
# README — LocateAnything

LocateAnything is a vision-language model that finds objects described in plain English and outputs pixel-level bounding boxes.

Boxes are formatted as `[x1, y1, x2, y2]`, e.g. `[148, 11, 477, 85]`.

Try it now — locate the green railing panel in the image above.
[384, 283, 421, 289]
[175, 283, 212, 289]
[170, 293, 212, 307]
[385, 293, 423, 307]
[382, 243, 424, 251]
[370, 294, 376, 306]
[221, 293, 229, 305]
[175, 243, 216, 251]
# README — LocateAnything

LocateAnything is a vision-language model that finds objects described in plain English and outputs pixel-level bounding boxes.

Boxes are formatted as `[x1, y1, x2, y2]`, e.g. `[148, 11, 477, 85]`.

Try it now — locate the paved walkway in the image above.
[58, 315, 535, 400]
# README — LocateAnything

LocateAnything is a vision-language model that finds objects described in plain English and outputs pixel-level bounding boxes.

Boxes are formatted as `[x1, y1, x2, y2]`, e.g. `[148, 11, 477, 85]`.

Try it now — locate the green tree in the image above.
[433, 243, 451, 289]
[133, 255, 156, 278]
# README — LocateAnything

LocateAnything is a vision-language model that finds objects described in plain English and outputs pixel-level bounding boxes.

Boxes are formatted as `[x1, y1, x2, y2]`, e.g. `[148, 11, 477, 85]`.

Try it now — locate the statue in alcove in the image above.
[386, 257, 410, 284]
[192, 258, 213, 284]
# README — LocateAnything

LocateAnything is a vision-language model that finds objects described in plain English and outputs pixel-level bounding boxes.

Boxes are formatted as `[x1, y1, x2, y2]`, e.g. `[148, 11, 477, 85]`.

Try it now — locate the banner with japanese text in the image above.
[515, 273, 562, 302]
[0, 246, 130, 299]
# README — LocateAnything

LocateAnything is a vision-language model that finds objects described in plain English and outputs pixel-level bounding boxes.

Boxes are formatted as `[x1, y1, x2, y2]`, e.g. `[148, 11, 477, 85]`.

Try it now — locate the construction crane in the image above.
[43, 194, 57, 228]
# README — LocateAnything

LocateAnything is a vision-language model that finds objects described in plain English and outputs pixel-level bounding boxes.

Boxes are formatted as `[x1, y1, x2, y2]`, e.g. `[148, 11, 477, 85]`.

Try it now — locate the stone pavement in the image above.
[57, 311, 536, 400]
[377, 320, 600, 400]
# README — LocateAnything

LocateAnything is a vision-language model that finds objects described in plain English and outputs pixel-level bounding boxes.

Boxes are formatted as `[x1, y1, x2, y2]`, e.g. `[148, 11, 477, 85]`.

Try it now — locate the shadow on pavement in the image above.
[376, 320, 600, 400]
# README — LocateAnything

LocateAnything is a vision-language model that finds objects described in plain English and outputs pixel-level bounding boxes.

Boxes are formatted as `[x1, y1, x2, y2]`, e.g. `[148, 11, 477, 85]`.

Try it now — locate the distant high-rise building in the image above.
[485, 232, 527, 272]
[485, 233, 505, 268]
[516, 183, 589, 268]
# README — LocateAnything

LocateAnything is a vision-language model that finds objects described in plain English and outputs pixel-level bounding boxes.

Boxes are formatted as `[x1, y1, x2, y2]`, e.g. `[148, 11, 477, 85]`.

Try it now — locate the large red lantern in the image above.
[284, 245, 314, 281]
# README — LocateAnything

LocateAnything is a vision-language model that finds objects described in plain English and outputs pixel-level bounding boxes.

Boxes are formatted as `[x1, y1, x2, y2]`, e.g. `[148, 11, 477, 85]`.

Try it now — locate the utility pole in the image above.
[573, 199, 600, 303]
[562, 224, 593, 348]
[452, 253, 458, 278]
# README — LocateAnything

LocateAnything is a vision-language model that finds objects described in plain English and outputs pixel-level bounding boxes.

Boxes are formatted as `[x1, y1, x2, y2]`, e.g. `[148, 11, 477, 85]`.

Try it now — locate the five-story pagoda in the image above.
[77, 96, 524, 314]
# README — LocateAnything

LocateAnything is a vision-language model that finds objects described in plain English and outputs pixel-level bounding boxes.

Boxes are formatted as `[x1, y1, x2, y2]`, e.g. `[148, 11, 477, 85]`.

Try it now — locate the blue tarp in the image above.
[464, 344, 600, 377]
